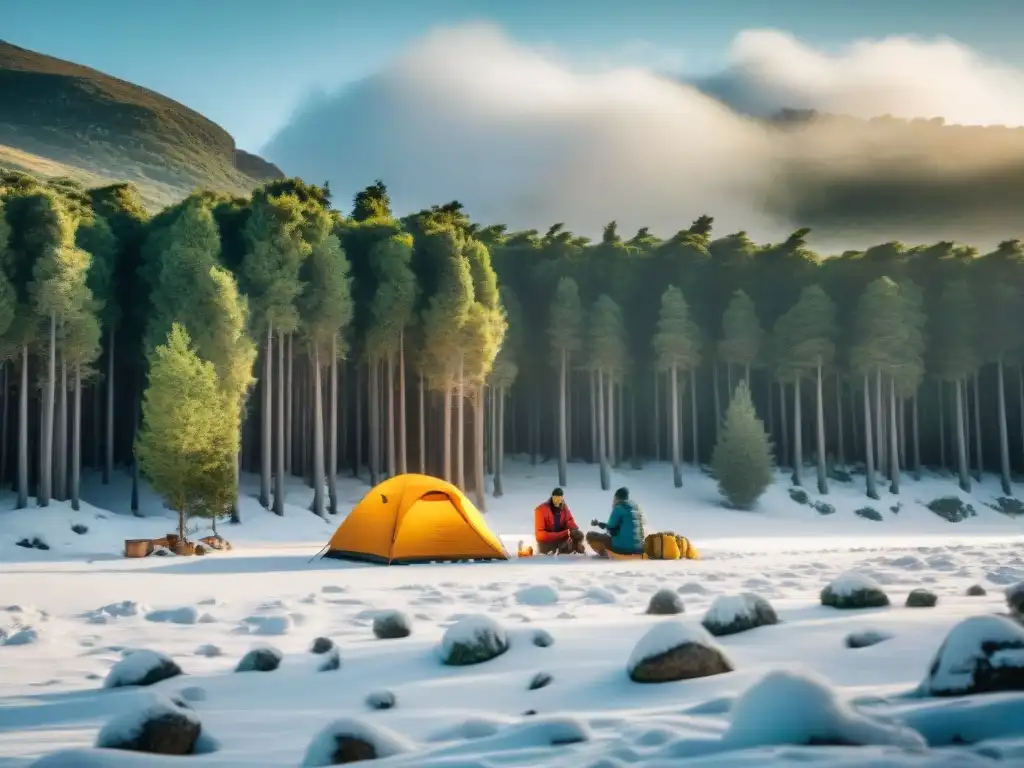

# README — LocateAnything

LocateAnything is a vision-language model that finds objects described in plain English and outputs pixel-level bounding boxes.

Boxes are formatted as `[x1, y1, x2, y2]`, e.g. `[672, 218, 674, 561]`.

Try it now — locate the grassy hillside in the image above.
[0, 39, 283, 209]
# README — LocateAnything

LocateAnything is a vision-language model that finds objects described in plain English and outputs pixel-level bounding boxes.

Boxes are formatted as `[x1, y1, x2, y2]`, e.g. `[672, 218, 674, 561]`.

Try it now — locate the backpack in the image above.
[644, 532, 699, 560]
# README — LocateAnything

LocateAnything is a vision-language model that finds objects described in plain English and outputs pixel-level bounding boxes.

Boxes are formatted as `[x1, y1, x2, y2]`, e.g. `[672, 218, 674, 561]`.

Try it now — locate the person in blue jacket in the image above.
[586, 487, 646, 557]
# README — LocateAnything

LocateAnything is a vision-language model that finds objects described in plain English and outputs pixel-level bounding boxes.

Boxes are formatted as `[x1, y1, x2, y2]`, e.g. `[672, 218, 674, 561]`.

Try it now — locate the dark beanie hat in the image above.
[614, 487, 629, 501]
[552, 487, 564, 497]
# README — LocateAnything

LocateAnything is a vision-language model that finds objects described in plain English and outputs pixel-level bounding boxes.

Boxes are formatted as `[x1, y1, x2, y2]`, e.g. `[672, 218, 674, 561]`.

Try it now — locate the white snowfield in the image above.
[1, 460, 1024, 766]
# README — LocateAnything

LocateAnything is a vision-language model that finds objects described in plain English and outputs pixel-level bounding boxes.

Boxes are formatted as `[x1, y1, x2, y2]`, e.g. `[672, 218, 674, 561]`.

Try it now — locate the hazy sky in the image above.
[5, 0, 1024, 151]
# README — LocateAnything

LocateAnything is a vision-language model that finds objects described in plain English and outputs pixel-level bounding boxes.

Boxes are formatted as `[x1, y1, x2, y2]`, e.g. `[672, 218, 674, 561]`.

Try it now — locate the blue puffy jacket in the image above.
[606, 499, 645, 554]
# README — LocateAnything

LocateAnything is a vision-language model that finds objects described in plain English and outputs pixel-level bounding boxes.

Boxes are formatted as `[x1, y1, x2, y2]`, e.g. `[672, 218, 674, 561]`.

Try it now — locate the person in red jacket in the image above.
[534, 488, 585, 554]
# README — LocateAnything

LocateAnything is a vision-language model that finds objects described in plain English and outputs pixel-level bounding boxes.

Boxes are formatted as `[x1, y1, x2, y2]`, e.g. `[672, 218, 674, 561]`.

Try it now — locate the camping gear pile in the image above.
[124, 534, 232, 558]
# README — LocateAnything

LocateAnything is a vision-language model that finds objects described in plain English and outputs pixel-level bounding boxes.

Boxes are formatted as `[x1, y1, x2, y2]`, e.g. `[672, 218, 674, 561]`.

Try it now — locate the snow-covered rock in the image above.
[586, 587, 617, 604]
[821, 572, 890, 609]
[301, 717, 413, 766]
[235, 645, 282, 673]
[194, 644, 222, 658]
[101, 601, 144, 618]
[239, 613, 292, 636]
[844, 630, 893, 649]
[440, 615, 508, 666]
[95, 694, 203, 755]
[3, 627, 40, 646]
[515, 584, 559, 606]
[529, 671, 553, 690]
[725, 669, 927, 750]
[310, 636, 334, 654]
[646, 588, 684, 615]
[905, 588, 938, 608]
[317, 647, 341, 672]
[1007, 581, 1024, 619]
[966, 584, 988, 597]
[103, 649, 183, 688]
[627, 620, 733, 683]
[919, 614, 1024, 696]
[366, 689, 396, 710]
[532, 629, 554, 648]
[702, 593, 779, 637]
[373, 609, 412, 639]
[145, 606, 199, 625]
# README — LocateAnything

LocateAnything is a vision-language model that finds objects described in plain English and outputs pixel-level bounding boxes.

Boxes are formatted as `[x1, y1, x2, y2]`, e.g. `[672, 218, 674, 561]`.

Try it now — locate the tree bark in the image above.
[71, 362, 81, 511]
[597, 370, 610, 490]
[690, 368, 699, 466]
[474, 384, 486, 511]
[888, 377, 900, 494]
[792, 376, 803, 487]
[39, 313, 56, 507]
[863, 374, 879, 500]
[607, 376, 616, 467]
[442, 382, 453, 482]
[56, 353, 67, 501]
[557, 347, 567, 485]
[398, 331, 407, 475]
[386, 354, 396, 478]
[368, 358, 380, 486]
[285, 334, 293, 475]
[875, 369, 884, 475]
[418, 372, 426, 475]
[493, 387, 505, 497]
[260, 325, 272, 508]
[815, 362, 828, 494]
[997, 357, 1012, 495]
[955, 378, 971, 492]
[311, 344, 325, 517]
[670, 366, 681, 487]
[273, 330, 286, 515]
[972, 370, 983, 482]
[104, 328, 114, 484]
[327, 336, 338, 513]
[457, 359, 466, 490]
[835, 373, 845, 468]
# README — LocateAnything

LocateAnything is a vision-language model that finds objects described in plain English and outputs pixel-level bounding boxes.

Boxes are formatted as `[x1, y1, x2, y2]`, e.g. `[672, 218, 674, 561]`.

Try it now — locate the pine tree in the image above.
[932, 279, 977, 493]
[549, 276, 583, 487]
[489, 288, 521, 498]
[136, 324, 236, 547]
[712, 379, 773, 509]
[653, 286, 700, 487]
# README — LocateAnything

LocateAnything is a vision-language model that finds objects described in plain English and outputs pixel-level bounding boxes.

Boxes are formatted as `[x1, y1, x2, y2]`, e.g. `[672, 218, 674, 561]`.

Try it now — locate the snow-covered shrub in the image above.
[821, 572, 890, 609]
[919, 614, 1024, 696]
[1007, 581, 1024, 620]
[373, 609, 412, 639]
[989, 497, 1024, 517]
[844, 630, 892, 649]
[301, 718, 413, 766]
[317, 647, 340, 672]
[646, 588, 684, 615]
[515, 585, 559, 606]
[712, 381, 772, 510]
[145, 606, 199, 625]
[529, 671, 553, 690]
[966, 584, 988, 597]
[104, 649, 183, 688]
[812, 501, 835, 515]
[3, 627, 39, 646]
[95, 693, 204, 755]
[366, 689, 396, 710]
[627, 620, 733, 683]
[532, 629, 554, 648]
[725, 669, 926, 750]
[235, 645, 282, 673]
[905, 588, 938, 608]
[702, 593, 778, 637]
[71, 523, 88, 535]
[854, 507, 883, 522]
[788, 488, 809, 505]
[926, 497, 976, 523]
[440, 615, 508, 666]
[15, 536, 49, 550]
[310, 636, 334, 654]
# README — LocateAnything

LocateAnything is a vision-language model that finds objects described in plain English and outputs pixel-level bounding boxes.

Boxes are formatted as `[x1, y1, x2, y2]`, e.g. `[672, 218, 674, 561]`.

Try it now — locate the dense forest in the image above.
[0, 167, 1022, 526]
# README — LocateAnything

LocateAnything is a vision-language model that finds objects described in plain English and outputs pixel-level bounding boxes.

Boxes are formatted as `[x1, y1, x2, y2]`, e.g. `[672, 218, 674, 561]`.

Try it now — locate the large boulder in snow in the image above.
[95, 694, 202, 755]
[440, 615, 508, 666]
[646, 588, 684, 615]
[1007, 581, 1024, 621]
[919, 614, 1024, 696]
[235, 645, 282, 673]
[103, 649, 183, 689]
[627, 621, 733, 683]
[301, 718, 413, 766]
[844, 630, 892, 649]
[820, 572, 890, 609]
[373, 610, 412, 639]
[725, 669, 926, 750]
[702, 593, 778, 637]
[905, 588, 938, 608]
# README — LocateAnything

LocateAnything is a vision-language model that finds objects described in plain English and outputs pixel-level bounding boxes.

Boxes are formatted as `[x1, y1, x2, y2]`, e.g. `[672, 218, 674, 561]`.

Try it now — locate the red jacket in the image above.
[534, 501, 578, 543]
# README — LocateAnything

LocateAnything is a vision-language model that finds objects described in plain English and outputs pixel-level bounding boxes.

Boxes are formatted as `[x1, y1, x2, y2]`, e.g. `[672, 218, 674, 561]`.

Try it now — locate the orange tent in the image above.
[323, 474, 508, 565]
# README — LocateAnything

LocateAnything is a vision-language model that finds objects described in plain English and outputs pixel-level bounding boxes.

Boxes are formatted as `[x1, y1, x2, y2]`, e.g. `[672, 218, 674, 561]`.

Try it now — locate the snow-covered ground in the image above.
[1, 459, 1023, 766]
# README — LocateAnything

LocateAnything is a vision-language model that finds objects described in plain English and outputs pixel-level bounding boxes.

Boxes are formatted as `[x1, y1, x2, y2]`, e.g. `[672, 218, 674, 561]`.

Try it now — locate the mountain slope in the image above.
[0, 39, 284, 208]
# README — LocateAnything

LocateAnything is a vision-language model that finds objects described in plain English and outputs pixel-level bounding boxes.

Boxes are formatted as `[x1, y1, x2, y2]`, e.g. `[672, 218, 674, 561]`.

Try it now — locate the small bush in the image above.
[855, 507, 883, 522]
[988, 497, 1024, 517]
[812, 501, 835, 515]
[927, 497, 976, 523]
[789, 488, 809, 505]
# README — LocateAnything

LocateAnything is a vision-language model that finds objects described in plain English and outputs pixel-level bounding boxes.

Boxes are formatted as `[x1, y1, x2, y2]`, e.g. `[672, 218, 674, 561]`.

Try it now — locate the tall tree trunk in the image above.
[474, 384, 486, 511]
[912, 394, 921, 481]
[285, 334, 293, 474]
[630, 385, 639, 469]
[670, 366, 681, 487]
[835, 373, 845, 468]
[897, 397, 906, 473]
[955, 378, 971, 492]
[939, 380, 947, 471]
[875, 369, 883, 476]
[39, 313, 56, 507]
[260, 325, 272, 508]
[368, 358, 380, 486]
[690, 368, 699, 466]
[493, 387, 505, 497]
[56, 354, 67, 501]
[311, 344, 325, 518]
[566, 369, 573, 462]
[727, 364, 733, 397]
[863, 374, 878, 500]
[0, 363, 7, 491]
[972, 370, 983, 482]
[597, 370, 610, 490]
[273, 330, 286, 515]
[607, 377, 616, 468]
[850, 378, 859, 460]
[131, 381, 140, 515]
[997, 356, 1012, 495]
[91, 379, 100, 470]
[792, 376, 803, 487]
[327, 336, 338, 514]
[653, 371, 660, 462]
[557, 347, 567, 486]
[888, 377, 900, 494]
[590, 369, 598, 463]
[815, 362, 828, 494]
[779, 381, 789, 470]
[457, 359, 466, 489]
[354, 363, 363, 479]
[418, 372, 426, 475]
[386, 354, 396, 478]
[442, 382, 453, 482]
[71, 362, 81, 511]
[767, 374, 775, 447]
[398, 332, 407, 475]
[104, 328, 114, 485]
[1019, 367, 1024, 474]
[713, 363, 722, 439]
[616, 378, 624, 466]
